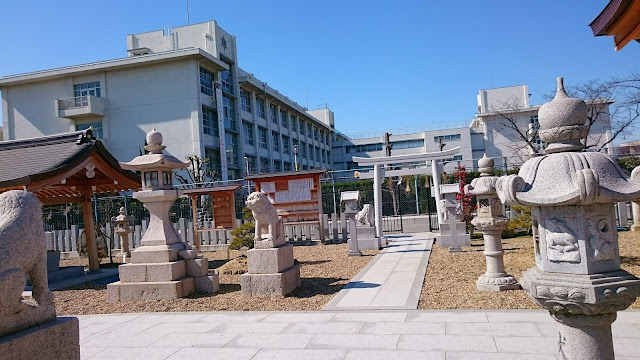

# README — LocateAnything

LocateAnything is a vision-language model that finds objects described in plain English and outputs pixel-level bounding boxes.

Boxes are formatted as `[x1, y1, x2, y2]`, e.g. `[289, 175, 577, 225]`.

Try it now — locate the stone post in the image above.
[466, 154, 519, 291]
[111, 207, 134, 259]
[631, 201, 640, 231]
[373, 164, 384, 239]
[496, 77, 640, 360]
[437, 184, 470, 252]
[340, 191, 361, 256]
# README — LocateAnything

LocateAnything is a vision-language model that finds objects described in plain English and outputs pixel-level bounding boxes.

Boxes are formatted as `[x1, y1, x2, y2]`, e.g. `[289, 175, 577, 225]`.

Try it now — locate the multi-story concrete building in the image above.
[0, 21, 333, 181]
[333, 84, 613, 173]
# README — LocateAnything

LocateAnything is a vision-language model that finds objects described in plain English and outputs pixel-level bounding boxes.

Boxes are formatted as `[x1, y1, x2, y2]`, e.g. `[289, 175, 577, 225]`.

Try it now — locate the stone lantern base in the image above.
[521, 266, 640, 360]
[107, 244, 219, 302]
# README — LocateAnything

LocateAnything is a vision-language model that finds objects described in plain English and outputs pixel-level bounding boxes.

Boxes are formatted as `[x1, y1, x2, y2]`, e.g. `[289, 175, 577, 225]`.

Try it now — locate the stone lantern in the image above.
[111, 207, 134, 259]
[340, 191, 361, 256]
[496, 77, 640, 359]
[107, 129, 219, 302]
[466, 154, 519, 291]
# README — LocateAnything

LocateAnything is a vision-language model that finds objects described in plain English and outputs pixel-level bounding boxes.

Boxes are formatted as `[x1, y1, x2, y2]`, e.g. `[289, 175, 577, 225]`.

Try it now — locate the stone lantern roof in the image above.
[466, 154, 498, 197]
[497, 77, 640, 207]
[119, 129, 189, 172]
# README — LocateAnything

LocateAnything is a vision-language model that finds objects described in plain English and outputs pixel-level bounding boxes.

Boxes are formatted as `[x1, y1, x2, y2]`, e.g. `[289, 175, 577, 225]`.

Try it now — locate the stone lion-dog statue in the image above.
[356, 204, 374, 226]
[0, 191, 56, 336]
[245, 191, 284, 243]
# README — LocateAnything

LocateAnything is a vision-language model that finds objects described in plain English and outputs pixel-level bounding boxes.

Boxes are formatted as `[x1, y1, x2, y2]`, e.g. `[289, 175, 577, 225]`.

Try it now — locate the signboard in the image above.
[261, 182, 276, 193]
[215, 87, 228, 183]
[288, 178, 313, 190]
[275, 189, 311, 203]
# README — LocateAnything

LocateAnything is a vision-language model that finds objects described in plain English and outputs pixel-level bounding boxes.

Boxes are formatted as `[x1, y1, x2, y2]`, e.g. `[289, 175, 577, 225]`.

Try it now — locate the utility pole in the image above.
[438, 137, 446, 151]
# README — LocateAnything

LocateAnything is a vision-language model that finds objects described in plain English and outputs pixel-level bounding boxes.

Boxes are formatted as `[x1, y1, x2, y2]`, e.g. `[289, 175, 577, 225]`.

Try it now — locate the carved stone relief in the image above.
[587, 218, 615, 261]
[545, 218, 580, 263]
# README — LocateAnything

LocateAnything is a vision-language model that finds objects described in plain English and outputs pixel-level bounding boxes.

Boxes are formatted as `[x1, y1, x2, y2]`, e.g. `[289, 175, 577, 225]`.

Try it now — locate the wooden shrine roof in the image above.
[181, 184, 241, 195]
[0, 129, 140, 204]
[590, 0, 640, 50]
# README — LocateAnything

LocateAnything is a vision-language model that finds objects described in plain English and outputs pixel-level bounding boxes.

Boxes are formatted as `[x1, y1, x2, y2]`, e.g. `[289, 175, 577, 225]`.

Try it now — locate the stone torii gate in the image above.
[353, 147, 461, 238]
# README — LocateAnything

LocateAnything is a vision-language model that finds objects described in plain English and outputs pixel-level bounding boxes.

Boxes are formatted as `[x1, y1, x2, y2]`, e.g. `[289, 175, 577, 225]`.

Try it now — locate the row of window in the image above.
[346, 143, 383, 154]
[239, 88, 330, 145]
[434, 134, 461, 143]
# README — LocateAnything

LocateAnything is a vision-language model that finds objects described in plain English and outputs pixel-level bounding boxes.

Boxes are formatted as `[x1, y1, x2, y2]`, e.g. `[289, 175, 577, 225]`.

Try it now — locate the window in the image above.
[225, 132, 238, 166]
[144, 171, 159, 187]
[243, 122, 254, 146]
[307, 123, 312, 138]
[300, 142, 307, 157]
[321, 150, 325, 163]
[76, 122, 103, 139]
[272, 131, 280, 152]
[284, 162, 291, 171]
[260, 158, 270, 173]
[274, 160, 282, 172]
[346, 143, 383, 154]
[223, 95, 236, 131]
[315, 146, 320, 162]
[392, 139, 424, 149]
[434, 134, 461, 143]
[309, 145, 314, 161]
[221, 60, 234, 94]
[280, 109, 288, 128]
[282, 136, 290, 154]
[163, 172, 172, 186]
[199, 67, 213, 96]
[442, 155, 463, 162]
[325, 133, 330, 145]
[202, 106, 218, 136]
[240, 89, 251, 113]
[258, 127, 268, 149]
[319, 130, 324, 144]
[299, 120, 305, 136]
[74, 81, 101, 99]
[205, 147, 222, 174]
[291, 115, 297, 132]
[255, 96, 265, 118]
[270, 104, 277, 123]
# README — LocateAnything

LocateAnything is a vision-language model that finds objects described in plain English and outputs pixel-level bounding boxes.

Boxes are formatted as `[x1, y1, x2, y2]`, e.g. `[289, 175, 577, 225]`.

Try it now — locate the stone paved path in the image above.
[76, 310, 640, 360]
[323, 232, 435, 310]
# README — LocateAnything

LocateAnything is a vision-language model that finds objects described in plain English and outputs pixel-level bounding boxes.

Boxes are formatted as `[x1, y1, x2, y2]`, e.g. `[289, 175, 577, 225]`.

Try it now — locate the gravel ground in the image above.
[419, 231, 640, 309]
[55, 244, 378, 315]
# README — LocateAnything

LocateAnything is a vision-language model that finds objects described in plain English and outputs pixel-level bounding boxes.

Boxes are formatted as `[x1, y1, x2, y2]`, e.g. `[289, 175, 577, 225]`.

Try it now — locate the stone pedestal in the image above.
[437, 184, 471, 252]
[356, 225, 379, 250]
[0, 317, 80, 360]
[631, 201, 640, 231]
[241, 243, 300, 296]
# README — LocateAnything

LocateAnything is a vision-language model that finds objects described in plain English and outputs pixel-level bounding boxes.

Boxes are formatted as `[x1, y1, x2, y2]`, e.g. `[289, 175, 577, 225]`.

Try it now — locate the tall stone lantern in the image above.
[111, 207, 134, 259]
[107, 129, 219, 302]
[466, 154, 519, 291]
[496, 78, 640, 360]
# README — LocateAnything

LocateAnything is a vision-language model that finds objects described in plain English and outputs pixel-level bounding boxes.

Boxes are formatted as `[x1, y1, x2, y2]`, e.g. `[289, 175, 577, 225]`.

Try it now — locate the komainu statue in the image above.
[355, 204, 374, 226]
[245, 192, 284, 243]
[0, 191, 56, 336]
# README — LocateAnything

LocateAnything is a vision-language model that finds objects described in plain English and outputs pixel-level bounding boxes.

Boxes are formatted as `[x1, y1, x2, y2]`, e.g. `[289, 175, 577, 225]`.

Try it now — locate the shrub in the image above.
[507, 205, 532, 234]
[229, 207, 255, 250]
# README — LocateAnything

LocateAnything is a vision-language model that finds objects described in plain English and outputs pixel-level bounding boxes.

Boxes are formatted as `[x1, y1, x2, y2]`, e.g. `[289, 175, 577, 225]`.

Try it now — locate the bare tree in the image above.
[488, 97, 543, 164]
[561, 73, 640, 152]
[175, 154, 220, 188]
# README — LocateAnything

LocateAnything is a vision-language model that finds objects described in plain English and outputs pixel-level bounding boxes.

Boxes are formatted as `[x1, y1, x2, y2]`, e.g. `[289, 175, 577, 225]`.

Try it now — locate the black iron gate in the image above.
[382, 181, 403, 233]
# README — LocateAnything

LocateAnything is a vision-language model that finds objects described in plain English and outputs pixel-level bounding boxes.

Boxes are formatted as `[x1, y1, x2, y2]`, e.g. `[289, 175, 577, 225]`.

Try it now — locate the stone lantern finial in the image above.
[537, 77, 589, 154]
[144, 129, 166, 154]
[477, 154, 494, 176]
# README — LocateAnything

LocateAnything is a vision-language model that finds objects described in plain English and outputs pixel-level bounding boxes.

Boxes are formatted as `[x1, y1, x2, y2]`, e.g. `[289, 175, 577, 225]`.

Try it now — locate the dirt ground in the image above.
[54, 231, 640, 314]
[418, 231, 640, 309]
[55, 244, 378, 315]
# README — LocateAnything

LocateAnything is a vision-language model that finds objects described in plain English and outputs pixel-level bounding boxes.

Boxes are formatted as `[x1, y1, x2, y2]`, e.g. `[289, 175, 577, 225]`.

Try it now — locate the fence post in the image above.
[340, 213, 347, 242]
[45, 232, 54, 251]
[331, 213, 338, 241]
[71, 225, 78, 251]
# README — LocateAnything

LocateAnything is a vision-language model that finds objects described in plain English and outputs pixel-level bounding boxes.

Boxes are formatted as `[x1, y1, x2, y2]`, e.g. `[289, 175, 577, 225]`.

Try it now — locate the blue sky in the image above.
[1, 0, 639, 138]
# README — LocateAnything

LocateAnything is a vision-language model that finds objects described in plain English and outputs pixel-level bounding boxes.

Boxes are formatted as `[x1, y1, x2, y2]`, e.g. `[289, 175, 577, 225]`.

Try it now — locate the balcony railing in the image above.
[56, 95, 105, 118]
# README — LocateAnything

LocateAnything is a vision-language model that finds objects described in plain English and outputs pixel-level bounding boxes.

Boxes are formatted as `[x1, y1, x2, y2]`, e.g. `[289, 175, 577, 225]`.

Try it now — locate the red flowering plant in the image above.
[454, 164, 477, 233]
